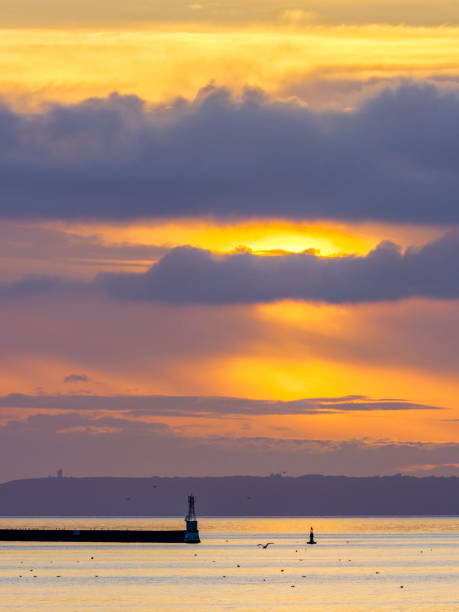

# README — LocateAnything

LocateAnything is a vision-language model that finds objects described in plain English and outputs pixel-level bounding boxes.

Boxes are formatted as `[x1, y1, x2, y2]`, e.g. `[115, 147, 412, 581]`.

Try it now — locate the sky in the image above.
[2, 0, 459, 481]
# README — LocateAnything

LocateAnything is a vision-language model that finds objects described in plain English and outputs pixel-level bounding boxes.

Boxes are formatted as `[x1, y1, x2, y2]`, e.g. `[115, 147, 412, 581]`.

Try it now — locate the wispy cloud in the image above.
[0, 393, 442, 415]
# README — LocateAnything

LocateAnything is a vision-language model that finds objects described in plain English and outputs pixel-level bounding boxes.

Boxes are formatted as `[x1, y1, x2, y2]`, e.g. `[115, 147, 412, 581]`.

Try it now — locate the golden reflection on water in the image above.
[0, 518, 458, 611]
[3, 516, 459, 532]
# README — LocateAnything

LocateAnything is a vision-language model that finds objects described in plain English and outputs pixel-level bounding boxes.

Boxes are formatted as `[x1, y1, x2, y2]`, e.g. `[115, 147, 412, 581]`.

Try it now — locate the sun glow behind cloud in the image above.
[3, 4, 459, 478]
[50, 219, 444, 264]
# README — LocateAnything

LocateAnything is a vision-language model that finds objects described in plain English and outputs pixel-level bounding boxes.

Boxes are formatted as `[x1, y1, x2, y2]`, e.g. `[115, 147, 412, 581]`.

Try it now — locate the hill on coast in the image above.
[0, 475, 458, 516]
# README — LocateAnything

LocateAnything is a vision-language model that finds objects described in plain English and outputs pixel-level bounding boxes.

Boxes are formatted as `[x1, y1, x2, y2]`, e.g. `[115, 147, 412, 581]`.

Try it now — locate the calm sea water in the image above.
[0, 517, 458, 611]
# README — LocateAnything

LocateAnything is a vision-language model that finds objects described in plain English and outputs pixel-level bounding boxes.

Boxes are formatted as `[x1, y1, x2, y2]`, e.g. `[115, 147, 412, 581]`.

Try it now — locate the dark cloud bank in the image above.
[3, 230, 459, 304]
[98, 233, 459, 304]
[2, 82, 459, 223]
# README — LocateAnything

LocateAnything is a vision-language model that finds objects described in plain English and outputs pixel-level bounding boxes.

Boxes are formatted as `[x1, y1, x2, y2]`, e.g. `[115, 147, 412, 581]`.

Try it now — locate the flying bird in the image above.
[257, 542, 274, 549]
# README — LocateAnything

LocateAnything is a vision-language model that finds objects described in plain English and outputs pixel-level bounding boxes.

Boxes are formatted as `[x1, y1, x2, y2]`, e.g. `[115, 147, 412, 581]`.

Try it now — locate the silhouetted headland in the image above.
[1, 475, 458, 516]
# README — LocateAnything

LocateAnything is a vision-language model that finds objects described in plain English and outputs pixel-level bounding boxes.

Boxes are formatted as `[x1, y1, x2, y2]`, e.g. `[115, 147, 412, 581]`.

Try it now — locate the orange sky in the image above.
[52, 218, 444, 260]
[1, 1, 459, 478]
[2, 218, 458, 429]
[3, 25, 459, 109]
[1, 285, 458, 443]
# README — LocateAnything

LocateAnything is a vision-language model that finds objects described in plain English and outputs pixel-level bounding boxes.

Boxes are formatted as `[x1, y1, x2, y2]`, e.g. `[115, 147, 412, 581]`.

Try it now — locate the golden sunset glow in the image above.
[3, 25, 459, 108]
[2, 0, 459, 481]
[3, 291, 459, 445]
[51, 219, 444, 262]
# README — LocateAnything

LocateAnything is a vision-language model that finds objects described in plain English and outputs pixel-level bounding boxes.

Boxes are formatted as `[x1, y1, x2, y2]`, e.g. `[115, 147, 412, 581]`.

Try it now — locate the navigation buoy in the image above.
[307, 527, 317, 545]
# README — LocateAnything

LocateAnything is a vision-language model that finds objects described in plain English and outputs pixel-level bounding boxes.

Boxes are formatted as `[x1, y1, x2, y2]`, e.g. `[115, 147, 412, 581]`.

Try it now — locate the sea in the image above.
[0, 517, 458, 611]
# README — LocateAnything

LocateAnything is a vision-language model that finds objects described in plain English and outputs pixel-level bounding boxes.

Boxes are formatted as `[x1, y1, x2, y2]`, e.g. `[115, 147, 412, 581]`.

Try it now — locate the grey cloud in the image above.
[98, 231, 459, 304]
[0, 274, 88, 302]
[0, 275, 65, 299]
[3, 412, 171, 436]
[282, 74, 459, 110]
[0, 393, 442, 415]
[2, 83, 459, 223]
[64, 373, 89, 383]
[3, 230, 459, 304]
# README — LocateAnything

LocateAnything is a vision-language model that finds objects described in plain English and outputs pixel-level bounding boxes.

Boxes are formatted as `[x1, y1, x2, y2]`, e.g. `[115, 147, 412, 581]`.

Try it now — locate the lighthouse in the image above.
[184, 494, 200, 543]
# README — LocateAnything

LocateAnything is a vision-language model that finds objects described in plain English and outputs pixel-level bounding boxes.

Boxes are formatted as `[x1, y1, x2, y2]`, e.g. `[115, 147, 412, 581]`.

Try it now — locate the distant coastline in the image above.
[1, 475, 458, 517]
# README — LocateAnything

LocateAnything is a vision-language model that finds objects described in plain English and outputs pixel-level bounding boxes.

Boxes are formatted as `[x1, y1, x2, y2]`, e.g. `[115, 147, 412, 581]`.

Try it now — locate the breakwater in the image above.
[0, 528, 187, 543]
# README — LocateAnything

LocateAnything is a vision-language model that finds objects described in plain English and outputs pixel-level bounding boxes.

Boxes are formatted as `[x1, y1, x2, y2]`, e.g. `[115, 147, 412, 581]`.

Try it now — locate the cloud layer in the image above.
[0, 410, 458, 481]
[3, 230, 459, 304]
[0, 393, 440, 416]
[98, 232, 459, 304]
[2, 83, 459, 223]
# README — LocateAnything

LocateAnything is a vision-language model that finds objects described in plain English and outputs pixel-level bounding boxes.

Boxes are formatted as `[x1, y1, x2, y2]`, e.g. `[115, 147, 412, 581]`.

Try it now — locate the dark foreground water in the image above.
[0, 517, 458, 611]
